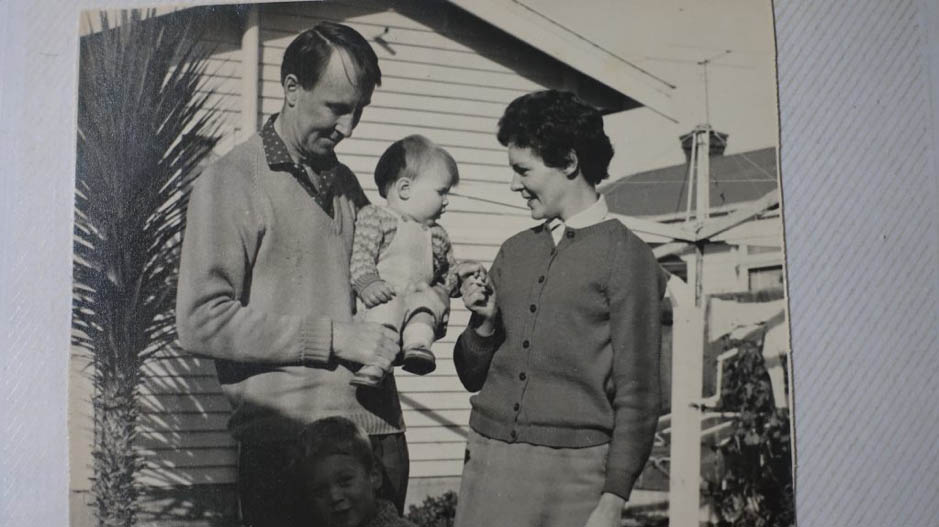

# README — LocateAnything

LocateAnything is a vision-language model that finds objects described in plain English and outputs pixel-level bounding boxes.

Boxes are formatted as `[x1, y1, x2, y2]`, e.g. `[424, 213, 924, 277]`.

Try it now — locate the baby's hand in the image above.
[360, 280, 396, 308]
[455, 261, 486, 283]
[471, 268, 490, 290]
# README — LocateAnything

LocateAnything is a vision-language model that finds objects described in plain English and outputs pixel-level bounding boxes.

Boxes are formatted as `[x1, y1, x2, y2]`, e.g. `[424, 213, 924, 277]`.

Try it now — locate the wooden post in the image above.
[239, 5, 259, 140]
[696, 125, 712, 223]
[668, 292, 705, 526]
[669, 125, 710, 526]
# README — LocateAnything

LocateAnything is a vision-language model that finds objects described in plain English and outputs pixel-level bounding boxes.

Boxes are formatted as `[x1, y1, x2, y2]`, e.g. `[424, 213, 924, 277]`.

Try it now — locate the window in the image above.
[748, 265, 783, 291]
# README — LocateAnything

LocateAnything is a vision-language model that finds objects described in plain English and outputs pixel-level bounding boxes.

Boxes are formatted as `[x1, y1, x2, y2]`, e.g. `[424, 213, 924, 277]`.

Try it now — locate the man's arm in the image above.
[175, 168, 333, 365]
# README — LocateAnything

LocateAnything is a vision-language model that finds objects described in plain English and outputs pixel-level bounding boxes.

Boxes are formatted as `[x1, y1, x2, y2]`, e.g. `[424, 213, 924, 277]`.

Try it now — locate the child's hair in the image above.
[374, 135, 459, 198]
[296, 416, 375, 473]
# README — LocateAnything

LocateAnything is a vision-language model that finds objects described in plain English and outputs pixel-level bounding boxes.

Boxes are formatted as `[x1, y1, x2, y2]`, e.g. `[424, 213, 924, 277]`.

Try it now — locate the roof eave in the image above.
[446, 0, 676, 122]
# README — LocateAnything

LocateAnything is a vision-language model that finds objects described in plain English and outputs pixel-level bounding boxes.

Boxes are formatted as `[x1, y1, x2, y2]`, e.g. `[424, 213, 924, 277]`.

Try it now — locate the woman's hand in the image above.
[583, 493, 626, 527]
[458, 264, 498, 335]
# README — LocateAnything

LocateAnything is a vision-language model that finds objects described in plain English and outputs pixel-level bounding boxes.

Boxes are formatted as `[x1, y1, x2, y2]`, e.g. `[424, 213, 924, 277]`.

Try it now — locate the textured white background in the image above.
[1, 1, 937, 526]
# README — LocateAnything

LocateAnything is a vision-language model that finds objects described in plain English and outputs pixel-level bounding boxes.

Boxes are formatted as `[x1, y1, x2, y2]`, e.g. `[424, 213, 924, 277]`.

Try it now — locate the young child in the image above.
[349, 135, 462, 387]
[295, 417, 417, 527]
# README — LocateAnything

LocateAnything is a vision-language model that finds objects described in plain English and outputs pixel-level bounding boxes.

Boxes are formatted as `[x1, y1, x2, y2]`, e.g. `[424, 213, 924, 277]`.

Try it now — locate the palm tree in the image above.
[72, 9, 220, 526]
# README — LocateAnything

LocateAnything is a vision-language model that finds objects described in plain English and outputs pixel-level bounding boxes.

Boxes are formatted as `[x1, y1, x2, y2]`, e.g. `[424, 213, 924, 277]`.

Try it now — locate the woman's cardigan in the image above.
[454, 219, 667, 499]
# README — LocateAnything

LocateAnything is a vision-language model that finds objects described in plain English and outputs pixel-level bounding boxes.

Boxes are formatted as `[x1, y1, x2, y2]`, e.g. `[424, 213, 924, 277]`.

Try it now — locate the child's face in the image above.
[306, 454, 380, 527]
[397, 156, 454, 223]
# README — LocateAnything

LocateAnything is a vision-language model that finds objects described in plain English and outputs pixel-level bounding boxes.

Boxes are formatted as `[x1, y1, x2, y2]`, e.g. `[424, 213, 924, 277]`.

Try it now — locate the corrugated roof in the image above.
[602, 147, 778, 218]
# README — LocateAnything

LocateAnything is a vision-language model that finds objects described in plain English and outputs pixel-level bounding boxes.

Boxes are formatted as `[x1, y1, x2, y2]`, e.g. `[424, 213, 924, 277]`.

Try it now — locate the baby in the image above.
[349, 135, 462, 387]
[295, 417, 417, 527]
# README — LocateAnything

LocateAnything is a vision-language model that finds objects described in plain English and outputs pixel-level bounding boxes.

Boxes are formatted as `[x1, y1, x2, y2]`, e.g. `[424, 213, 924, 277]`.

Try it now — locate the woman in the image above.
[453, 90, 667, 527]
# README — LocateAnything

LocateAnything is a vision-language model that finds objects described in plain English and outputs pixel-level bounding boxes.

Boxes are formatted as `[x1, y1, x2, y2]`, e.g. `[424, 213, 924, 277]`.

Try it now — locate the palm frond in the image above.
[72, 8, 221, 526]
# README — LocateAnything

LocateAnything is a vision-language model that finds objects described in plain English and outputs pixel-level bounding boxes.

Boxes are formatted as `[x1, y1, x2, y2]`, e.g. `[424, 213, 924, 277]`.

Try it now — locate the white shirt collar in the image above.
[548, 195, 609, 244]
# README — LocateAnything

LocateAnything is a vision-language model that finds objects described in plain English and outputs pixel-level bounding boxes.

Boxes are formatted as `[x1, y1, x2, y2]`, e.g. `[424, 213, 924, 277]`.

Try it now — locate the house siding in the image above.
[132, 8, 244, 492]
[133, 0, 583, 503]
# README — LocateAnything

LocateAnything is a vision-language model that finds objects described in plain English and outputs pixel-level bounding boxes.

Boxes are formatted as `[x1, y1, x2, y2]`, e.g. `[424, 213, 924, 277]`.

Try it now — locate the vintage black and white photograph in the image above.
[69, 1, 792, 526]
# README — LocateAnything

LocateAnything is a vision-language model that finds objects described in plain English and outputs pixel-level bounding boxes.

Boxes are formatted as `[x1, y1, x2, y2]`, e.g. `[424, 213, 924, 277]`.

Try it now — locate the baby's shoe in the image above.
[402, 347, 436, 375]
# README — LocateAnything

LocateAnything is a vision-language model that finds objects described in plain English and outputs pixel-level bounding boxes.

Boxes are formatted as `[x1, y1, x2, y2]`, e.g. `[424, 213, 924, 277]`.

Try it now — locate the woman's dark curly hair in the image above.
[497, 90, 614, 186]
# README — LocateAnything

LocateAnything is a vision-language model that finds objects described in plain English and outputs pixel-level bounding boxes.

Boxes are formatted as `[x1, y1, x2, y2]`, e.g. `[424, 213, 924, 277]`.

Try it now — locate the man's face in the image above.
[284, 49, 373, 160]
[305, 454, 380, 527]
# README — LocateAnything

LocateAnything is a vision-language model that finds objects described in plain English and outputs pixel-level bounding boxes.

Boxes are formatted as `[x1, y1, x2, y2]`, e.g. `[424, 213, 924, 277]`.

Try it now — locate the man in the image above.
[177, 22, 430, 527]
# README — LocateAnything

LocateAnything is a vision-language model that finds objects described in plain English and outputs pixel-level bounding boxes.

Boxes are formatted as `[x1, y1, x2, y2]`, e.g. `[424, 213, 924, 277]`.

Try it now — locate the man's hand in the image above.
[583, 493, 626, 527]
[332, 320, 399, 366]
[360, 280, 396, 308]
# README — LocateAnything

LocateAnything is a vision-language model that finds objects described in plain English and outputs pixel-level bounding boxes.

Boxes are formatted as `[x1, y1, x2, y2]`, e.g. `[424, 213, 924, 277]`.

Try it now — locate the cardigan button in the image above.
[510, 430, 518, 440]
[522, 340, 530, 349]
[519, 372, 527, 381]
[513, 403, 520, 412]
[529, 304, 537, 313]
[537, 275, 545, 283]
[566, 230, 575, 238]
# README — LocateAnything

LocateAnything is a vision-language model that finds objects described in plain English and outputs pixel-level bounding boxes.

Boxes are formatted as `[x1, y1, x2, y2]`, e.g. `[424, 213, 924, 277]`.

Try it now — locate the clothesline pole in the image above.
[668, 125, 710, 526]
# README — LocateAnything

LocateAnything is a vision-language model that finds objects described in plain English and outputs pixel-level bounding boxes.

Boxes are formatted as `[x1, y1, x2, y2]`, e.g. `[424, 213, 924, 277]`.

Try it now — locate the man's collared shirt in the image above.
[260, 114, 337, 217]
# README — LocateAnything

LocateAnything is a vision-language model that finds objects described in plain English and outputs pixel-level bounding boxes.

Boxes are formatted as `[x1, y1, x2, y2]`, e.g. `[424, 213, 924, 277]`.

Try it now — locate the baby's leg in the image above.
[401, 289, 442, 375]
[350, 299, 404, 388]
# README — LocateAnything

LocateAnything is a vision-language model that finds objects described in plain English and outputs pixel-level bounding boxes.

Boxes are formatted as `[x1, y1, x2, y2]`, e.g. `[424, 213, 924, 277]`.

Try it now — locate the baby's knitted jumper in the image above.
[350, 204, 459, 296]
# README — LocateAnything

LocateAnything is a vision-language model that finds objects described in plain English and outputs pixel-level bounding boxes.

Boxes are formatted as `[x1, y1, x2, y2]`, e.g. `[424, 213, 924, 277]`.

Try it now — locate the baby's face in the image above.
[397, 156, 454, 223]
[305, 454, 379, 527]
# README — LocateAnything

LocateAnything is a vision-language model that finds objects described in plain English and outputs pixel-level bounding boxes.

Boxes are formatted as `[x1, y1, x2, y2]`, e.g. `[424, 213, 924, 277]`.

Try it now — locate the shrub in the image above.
[702, 336, 795, 527]
[406, 491, 458, 527]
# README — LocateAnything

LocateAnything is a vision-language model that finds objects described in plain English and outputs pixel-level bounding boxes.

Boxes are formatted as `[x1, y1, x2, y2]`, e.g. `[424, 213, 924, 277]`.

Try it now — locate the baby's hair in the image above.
[374, 135, 459, 198]
[296, 416, 375, 473]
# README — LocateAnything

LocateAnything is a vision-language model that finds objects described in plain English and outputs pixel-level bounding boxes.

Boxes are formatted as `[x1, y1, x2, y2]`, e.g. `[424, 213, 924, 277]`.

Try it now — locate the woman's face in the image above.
[507, 144, 572, 221]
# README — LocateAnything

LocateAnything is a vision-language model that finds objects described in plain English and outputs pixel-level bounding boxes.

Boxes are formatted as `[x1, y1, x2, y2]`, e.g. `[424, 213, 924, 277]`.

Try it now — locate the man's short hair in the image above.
[296, 416, 375, 473]
[374, 135, 459, 198]
[281, 21, 381, 91]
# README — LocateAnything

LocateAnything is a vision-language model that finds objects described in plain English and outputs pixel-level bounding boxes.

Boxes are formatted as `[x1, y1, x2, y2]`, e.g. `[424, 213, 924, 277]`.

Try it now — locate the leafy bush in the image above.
[406, 491, 458, 527]
[702, 336, 795, 527]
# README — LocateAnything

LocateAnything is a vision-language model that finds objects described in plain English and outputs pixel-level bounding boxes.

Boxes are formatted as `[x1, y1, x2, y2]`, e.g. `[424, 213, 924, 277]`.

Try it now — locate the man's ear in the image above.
[369, 467, 382, 492]
[563, 151, 580, 180]
[396, 178, 412, 200]
[283, 74, 301, 107]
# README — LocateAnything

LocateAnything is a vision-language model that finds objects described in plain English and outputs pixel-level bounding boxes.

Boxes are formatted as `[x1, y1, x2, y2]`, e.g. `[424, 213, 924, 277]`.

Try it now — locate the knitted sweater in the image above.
[349, 204, 459, 296]
[361, 500, 418, 527]
[454, 219, 667, 500]
[175, 134, 404, 443]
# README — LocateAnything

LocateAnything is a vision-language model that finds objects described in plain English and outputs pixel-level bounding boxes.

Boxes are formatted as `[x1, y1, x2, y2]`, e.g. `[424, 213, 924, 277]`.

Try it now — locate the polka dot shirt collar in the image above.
[259, 113, 337, 171]
[260, 113, 338, 217]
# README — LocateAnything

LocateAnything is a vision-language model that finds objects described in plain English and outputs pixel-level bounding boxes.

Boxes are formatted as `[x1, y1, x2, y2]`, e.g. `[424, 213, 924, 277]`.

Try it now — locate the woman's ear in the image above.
[563, 151, 580, 179]
[396, 177, 412, 200]
[283, 74, 300, 107]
